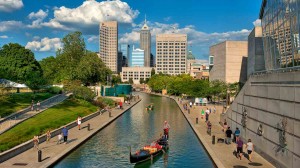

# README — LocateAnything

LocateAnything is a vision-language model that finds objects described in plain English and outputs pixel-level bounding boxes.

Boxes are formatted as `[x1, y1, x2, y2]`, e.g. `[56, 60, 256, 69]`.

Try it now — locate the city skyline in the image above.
[0, 0, 261, 60]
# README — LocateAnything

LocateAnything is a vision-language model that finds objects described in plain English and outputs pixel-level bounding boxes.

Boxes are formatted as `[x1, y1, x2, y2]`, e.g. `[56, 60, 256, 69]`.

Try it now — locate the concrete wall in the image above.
[225, 70, 300, 168]
[209, 41, 248, 83]
[247, 27, 265, 78]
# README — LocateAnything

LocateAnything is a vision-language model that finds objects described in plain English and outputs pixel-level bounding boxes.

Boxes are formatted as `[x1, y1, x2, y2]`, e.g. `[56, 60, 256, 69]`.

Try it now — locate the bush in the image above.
[72, 86, 95, 102]
[93, 97, 116, 108]
[47, 86, 63, 94]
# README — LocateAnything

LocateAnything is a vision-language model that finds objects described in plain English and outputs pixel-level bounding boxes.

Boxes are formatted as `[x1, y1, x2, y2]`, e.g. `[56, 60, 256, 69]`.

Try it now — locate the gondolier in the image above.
[163, 121, 170, 139]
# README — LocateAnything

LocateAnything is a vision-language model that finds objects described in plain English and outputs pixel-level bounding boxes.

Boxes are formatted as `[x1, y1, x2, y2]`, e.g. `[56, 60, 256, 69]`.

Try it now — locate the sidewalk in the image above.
[172, 95, 275, 168]
[0, 98, 141, 168]
[0, 93, 70, 134]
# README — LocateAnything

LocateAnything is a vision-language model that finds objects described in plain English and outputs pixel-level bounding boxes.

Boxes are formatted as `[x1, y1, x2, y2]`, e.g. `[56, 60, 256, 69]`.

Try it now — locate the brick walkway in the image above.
[0, 99, 141, 168]
[172, 95, 275, 168]
[0, 93, 71, 134]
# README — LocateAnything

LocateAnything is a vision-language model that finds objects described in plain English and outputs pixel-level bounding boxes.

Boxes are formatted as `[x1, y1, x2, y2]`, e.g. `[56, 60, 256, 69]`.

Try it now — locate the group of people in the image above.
[224, 125, 254, 162]
[31, 100, 41, 112]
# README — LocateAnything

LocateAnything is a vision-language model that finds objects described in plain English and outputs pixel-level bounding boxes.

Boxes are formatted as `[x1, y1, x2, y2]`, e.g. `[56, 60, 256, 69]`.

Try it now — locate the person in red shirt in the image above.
[119, 101, 123, 109]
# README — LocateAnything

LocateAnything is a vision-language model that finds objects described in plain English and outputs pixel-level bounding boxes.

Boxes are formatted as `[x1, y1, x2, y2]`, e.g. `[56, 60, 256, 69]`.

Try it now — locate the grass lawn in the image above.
[0, 97, 97, 152]
[0, 92, 54, 118]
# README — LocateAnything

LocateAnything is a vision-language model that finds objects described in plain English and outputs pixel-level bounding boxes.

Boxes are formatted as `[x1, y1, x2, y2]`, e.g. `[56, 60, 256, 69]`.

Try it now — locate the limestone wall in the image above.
[225, 70, 300, 168]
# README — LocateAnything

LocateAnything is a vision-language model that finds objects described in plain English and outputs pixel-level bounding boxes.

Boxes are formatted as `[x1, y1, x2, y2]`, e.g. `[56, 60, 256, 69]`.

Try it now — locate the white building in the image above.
[131, 46, 145, 67]
[121, 67, 152, 84]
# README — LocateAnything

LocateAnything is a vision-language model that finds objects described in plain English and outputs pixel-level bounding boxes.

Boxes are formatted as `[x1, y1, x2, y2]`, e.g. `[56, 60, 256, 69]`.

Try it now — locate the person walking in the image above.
[46, 130, 51, 143]
[33, 135, 39, 150]
[213, 106, 216, 113]
[57, 133, 63, 144]
[234, 127, 241, 143]
[205, 108, 210, 122]
[207, 121, 212, 135]
[246, 139, 254, 162]
[201, 109, 205, 119]
[189, 101, 192, 108]
[225, 127, 232, 144]
[31, 100, 34, 111]
[236, 137, 244, 160]
[62, 126, 68, 144]
[77, 115, 82, 130]
[36, 101, 41, 112]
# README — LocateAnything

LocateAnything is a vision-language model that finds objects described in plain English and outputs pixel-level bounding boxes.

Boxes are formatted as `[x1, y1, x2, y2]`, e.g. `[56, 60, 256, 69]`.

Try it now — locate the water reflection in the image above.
[54, 93, 214, 168]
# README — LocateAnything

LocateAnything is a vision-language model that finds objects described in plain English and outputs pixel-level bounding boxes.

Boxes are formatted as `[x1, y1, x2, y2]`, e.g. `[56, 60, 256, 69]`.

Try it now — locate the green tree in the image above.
[39, 56, 58, 84]
[209, 80, 227, 102]
[139, 78, 145, 84]
[111, 75, 121, 86]
[151, 68, 155, 76]
[129, 78, 133, 84]
[0, 43, 42, 83]
[25, 71, 46, 92]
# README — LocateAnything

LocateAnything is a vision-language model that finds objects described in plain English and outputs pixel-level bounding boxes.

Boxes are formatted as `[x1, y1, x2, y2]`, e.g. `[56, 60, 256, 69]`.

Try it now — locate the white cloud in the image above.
[25, 37, 62, 52]
[28, 9, 48, 28]
[42, 0, 139, 33]
[0, 20, 23, 32]
[87, 35, 99, 43]
[253, 19, 262, 27]
[0, 35, 8, 38]
[0, 0, 23, 12]
[163, 17, 171, 22]
[119, 31, 140, 43]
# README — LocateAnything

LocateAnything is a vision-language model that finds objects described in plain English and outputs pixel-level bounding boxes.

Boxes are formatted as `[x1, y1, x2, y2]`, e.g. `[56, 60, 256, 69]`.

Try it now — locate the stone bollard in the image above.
[196, 118, 198, 124]
[212, 135, 215, 144]
[38, 150, 42, 162]
[188, 109, 190, 114]
[109, 111, 112, 117]
[87, 123, 90, 131]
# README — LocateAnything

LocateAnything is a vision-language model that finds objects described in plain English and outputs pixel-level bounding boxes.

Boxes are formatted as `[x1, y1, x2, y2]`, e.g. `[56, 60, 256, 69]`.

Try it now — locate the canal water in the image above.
[54, 93, 214, 168]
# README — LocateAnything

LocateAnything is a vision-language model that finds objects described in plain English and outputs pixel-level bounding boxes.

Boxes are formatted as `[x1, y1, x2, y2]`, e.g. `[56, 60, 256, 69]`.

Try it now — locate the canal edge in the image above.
[147, 93, 225, 168]
[42, 99, 142, 168]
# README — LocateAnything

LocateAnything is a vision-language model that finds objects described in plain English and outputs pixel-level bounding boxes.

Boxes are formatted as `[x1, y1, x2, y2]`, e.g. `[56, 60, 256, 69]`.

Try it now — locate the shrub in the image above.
[47, 86, 63, 94]
[72, 86, 95, 102]
[93, 97, 116, 108]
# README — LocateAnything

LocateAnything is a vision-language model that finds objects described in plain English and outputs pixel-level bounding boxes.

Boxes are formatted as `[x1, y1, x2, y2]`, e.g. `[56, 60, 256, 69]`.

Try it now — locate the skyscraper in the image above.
[119, 44, 130, 67]
[131, 46, 144, 67]
[156, 34, 187, 75]
[99, 21, 118, 73]
[140, 17, 151, 67]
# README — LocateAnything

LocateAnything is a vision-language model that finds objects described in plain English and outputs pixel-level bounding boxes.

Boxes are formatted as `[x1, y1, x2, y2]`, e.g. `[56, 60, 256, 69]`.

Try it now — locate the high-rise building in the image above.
[131, 46, 144, 67]
[140, 17, 151, 67]
[119, 44, 130, 67]
[209, 41, 248, 83]
[150, 53, 154, 67]
[156, 34, 187, 75]
[117, 51, 123, 73]
[99, 21, 118, 73]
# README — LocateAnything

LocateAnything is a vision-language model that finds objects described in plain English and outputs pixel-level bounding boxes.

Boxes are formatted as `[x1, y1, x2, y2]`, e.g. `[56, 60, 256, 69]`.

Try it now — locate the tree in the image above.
[151, 68, 155, 76]
[129, 78, 133, 84]
[0, 43, 42, 83]
[139, 78, 145, 84]
[25, 71, 46, 93]
[39, 56, 58, 84]
[209, 80, 227, 102]
[111, 75, 121, 86]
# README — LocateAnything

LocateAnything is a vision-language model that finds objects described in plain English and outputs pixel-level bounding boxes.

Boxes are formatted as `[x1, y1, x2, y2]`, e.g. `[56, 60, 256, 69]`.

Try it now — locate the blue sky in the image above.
[0, 0, 262, 61]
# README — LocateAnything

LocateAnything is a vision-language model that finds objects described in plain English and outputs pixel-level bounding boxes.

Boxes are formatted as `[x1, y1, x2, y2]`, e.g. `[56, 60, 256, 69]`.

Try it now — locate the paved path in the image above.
[0, 93, 71, 134]
[169, 94, 275, 168]
[0, 98, 141, 168]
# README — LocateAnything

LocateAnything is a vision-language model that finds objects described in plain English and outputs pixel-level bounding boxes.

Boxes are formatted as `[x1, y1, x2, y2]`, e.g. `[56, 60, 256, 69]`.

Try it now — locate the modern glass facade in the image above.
[260, 0, 300, 70]
[119, 44, 130, 66]
[131, 47, 144, 67]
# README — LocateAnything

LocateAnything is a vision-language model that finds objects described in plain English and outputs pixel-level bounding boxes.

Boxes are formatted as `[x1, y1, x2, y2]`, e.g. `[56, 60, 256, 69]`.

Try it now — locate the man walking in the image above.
[62, 126, 68, 144]
[205, 108, 210, 122]
[225, 127, 232, 144]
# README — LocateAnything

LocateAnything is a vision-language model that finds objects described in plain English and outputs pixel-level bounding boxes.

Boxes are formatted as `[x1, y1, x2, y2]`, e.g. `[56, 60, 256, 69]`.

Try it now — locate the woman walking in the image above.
[46, 130, 51, 143]
[223, 119, 228, 132]
[33, 135, 39, 150]
[246, 139, 254, 162]
[77, 115, 82, 130]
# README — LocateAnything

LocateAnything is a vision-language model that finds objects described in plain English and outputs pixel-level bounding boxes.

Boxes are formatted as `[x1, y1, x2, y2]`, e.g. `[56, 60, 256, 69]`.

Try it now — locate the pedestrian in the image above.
[223, 119, 228, 132]
[236, 137, 244, 160]
[225, 127, 232, 144]
[234, 127, 241, 143]
[201, 109, 205, 119]
[207, 121, 212, 135]
[213, 106, 216, 113]
[189, 101, 192, 108]
[36, 101, 41, 112]
[46, 130, 51, 143]
[119, 101, 123, 109]
[246, 139, 254, 162]
[209, 108, 212, 114]
[205, 108, 210, 122]
[33, 135, 39, 150]
[31, 100, 34, 111]
[57, 133, 63, 144]
[62, 126, 68, 144]
[77, 115, 82, 130]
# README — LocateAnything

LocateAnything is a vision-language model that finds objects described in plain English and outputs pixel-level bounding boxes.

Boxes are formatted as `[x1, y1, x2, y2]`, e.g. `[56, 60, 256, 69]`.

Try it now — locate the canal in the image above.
[54, 93, 214, 168]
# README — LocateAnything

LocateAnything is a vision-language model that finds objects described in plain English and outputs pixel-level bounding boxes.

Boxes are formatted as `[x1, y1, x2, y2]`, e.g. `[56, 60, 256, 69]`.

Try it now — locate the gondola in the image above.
[129, 137, 168, 164]
[145, 104, 154, 111]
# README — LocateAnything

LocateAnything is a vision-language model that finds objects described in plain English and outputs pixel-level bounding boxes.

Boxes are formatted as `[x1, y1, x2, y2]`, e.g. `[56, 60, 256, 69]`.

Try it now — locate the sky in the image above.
[0, 0, 262, 61]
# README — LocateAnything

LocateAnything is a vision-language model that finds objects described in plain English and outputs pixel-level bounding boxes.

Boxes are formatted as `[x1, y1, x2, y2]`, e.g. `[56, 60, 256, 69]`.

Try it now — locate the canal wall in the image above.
[0, 99, 141, 167]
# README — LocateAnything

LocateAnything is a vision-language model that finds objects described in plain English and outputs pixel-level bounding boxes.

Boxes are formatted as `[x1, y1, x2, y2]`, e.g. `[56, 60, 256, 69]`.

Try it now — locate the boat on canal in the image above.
[145, 104, 154, 111]
[129, 136, 168, 164]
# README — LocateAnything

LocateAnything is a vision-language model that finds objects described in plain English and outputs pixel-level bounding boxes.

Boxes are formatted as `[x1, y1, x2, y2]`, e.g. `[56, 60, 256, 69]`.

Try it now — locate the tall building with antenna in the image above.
[140, 16, 151, 67]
